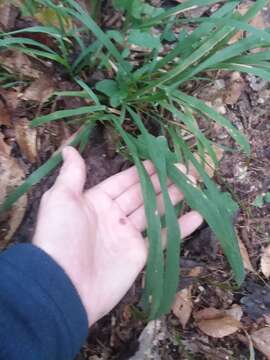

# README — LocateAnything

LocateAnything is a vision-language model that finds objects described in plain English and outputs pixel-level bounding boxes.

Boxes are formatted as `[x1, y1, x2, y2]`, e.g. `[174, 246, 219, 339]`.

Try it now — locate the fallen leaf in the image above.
[0, 50, 42, 79]
[225, 304, 243, 322]
[194, 307, 241, 338]
[0, 133, 11, 155]
[238, 237, 255, 272]
[188, 266, 203, 277]
[224, 72, 245, 105]
[14, 118, 38, 163]
[0, 88, 19, 112]
[172, 286, 193, 328]
[22, 74, 55, 103]
[0, 98, 12, 127]
[261, 245, 270, 279]
[194, 307, 222, 321]
[251, 327, 270, 358]
[0, 4, 19, 31]
[0, 137, 27, 248]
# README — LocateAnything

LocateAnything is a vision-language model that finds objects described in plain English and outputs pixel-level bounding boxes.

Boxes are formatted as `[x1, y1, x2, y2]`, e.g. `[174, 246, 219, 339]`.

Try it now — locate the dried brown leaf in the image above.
[0, 50, 42, 79]
[172, 286, 193, 328]
[0, 4, 19, 31]
[238, 236, 255, 272]
[224, 72, 245, 105]
[0, 88, 19, 112]
[0, 98, 12, 127]
[22, 74, 55, 103]
[225, 304, 243, 322]
[194, 307, 222, 321]
[261, 245, 270, 279]
[188, 266, 203, 277]
[251, 327, 270, 358]
[0, 141, 27, 248]
[0, 133, 11, 155]
[14, 118, 38, 163]
[195, 307, 241, 338]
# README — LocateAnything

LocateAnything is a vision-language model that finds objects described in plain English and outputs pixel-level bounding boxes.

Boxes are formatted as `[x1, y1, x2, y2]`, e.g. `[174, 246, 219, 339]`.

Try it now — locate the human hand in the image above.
[33, 146, 203, 326]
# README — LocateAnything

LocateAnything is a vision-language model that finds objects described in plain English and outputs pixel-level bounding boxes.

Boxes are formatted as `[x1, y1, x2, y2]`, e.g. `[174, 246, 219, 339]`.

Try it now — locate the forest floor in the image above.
[0, 1, 270, 359]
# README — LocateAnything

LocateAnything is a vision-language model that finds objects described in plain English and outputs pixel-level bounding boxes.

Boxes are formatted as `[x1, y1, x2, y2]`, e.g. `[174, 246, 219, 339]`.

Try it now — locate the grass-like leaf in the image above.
[113, 113, 164, 319]
[1, 125, 92, 213]
[31, 106, 105, 126]
[172, 90, 250, 154]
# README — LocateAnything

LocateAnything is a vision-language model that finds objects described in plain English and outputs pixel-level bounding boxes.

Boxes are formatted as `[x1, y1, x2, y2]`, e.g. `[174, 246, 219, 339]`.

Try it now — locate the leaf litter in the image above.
[22, 74, 55, 103]
[172, 285, 193, 329]
[0, 134, 27, 248]
[194, 306, 242, 338]
[14, 117, 38, 163]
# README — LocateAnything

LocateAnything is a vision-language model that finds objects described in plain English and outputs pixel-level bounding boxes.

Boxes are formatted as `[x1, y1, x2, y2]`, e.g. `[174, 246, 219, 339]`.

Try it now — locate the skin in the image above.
[33, 146, 203, 326]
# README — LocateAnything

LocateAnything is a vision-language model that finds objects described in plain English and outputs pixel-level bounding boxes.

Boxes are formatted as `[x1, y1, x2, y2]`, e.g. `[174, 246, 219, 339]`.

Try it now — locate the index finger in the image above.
[97, 160, 156, 199]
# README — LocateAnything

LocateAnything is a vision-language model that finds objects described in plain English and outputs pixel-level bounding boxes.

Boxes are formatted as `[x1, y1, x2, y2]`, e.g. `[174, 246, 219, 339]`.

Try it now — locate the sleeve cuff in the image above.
[1, 243, 88, 359]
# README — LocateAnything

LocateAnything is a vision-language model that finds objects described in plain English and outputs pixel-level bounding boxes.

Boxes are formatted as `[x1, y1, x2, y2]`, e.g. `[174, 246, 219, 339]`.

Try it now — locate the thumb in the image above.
[54, 146, 86, 194]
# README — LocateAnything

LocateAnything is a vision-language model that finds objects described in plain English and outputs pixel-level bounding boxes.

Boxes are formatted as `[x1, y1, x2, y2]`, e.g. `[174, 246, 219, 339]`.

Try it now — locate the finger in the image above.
[115, 171, 175, 215]
[129, 184, 184, 232]
[115, 163, 189, 215]
[98, 160, 155, 199]
[160, 211, 203, 249]
[144, 211, 203, 250]
[53, 146, 86, 194]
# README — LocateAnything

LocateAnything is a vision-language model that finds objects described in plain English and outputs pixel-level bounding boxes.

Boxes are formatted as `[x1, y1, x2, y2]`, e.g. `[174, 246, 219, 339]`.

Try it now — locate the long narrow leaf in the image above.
[62, 0, 130, 74]
[127, 107, 181, 317]
[0, 126, 91, 212]
[172, 90, 250, 154]
[140, 0, 225, 28]
[113, 115, 164, 318]
[31, 106, 105, 126]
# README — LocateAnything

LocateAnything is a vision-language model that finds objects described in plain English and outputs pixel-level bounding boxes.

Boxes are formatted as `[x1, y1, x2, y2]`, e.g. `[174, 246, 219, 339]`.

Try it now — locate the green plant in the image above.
[1, 0, 270, 319]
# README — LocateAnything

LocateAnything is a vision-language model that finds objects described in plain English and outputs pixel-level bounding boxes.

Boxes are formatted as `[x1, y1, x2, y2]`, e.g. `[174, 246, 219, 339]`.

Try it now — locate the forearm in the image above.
[0, 244, 88, 360]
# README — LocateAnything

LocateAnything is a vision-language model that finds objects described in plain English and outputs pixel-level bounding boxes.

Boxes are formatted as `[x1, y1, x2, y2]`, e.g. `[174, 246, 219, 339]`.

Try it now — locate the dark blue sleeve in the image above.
[0, 244, 88, 360]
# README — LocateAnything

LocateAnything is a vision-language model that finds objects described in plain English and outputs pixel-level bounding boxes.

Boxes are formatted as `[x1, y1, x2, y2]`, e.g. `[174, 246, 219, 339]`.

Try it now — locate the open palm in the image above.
[33, 147, 203, 326]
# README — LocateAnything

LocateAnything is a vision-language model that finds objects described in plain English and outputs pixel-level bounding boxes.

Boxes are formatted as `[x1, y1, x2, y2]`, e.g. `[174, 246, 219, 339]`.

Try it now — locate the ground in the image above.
[0, 1, 270, 359]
